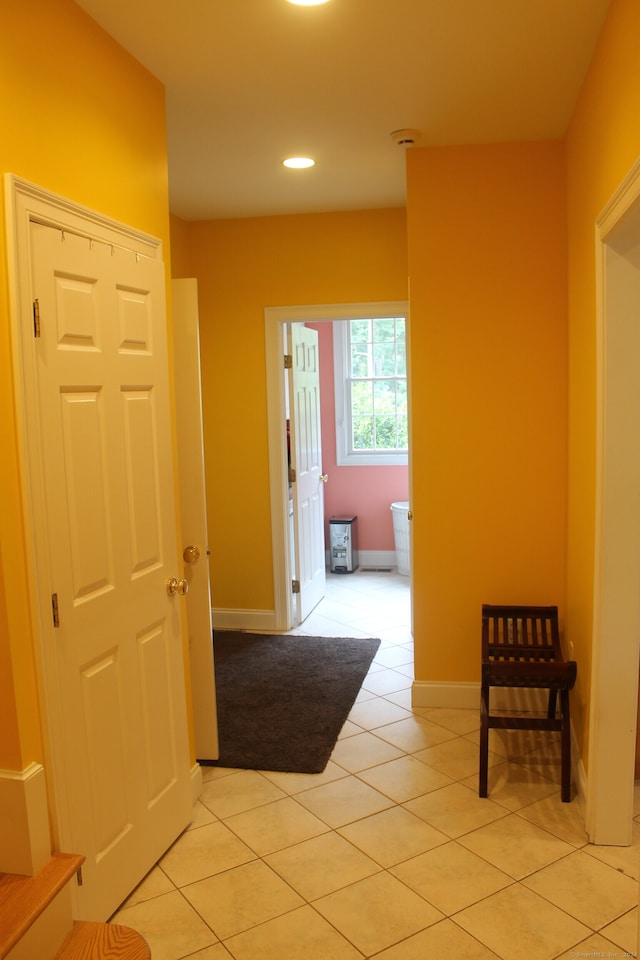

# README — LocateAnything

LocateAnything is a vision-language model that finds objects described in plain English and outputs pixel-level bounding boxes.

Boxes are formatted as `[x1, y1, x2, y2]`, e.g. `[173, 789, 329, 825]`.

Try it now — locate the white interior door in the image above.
[172, 278, 218, 761]
[289, 323, 326, 622]
[26, 216, 192, 920]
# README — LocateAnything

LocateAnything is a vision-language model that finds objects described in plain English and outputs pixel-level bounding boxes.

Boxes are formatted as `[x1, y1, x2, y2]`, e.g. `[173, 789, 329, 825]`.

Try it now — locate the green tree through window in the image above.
[348, 317, 407, 453]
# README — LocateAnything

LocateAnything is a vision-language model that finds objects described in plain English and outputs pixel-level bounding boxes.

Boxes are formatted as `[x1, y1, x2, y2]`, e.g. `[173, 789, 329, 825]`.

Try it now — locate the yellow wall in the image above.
[3, 0, 636, 803]
[406, 141, 568, 683]
[564, 0, 640, 759]
[174, 209, 408, 611]
[170, 213, 193, 279]
[0, 0, 173, 770]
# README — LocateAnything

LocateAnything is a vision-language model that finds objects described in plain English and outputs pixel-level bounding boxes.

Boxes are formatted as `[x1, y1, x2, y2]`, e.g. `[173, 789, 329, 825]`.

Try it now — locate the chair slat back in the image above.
[482, 604, 561, 663]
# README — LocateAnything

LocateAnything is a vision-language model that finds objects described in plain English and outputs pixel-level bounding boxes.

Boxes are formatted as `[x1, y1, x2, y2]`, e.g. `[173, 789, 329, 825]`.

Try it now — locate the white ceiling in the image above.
[74, 0, 611, 221]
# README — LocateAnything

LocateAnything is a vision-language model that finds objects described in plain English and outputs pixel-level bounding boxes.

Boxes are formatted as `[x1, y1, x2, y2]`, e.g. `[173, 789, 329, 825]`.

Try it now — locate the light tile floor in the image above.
[111, 570, 640, 960]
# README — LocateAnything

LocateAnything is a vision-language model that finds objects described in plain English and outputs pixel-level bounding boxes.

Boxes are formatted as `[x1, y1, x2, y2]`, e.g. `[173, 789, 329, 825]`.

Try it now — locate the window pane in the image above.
[351, 379, 373, 416]
[397, 415, 408, 448]
[373, 379, 394, 412]
[351, 343, 369, 377]
[396, 378, 407, 413]
[351, 319, 370, 343]
[373, 342, 396, 376]
[373, 318, 396, 342]
[353, 417, 373, 449]
[375, 416, 397, 448]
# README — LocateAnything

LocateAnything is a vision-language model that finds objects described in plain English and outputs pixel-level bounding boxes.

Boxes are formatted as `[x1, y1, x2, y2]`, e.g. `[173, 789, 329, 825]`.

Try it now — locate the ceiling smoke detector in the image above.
[390, 129, 421, 147]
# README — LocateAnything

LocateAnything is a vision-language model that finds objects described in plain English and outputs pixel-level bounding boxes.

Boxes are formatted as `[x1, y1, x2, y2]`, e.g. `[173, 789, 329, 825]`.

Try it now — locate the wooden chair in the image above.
[479, 604, 577, 802]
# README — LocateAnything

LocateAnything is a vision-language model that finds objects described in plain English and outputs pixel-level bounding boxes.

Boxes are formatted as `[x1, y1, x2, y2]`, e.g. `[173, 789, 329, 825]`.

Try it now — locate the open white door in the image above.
[289, 323, 326, 622]
[172, 279, 218, 761]
[10, 183, 192, 920]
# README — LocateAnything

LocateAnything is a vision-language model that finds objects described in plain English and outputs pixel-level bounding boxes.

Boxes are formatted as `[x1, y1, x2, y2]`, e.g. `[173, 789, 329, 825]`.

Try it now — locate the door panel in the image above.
[290, 324, 326, 622]
[81, 653, 130, 855]
[61, 389, 112, 598]
[122, 388, 162, 571]
[29, 220, 192, 919]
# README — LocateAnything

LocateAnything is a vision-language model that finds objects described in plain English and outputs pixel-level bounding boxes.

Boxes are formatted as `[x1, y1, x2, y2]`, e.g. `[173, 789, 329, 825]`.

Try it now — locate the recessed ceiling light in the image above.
[287, 1, 330, 6]
[283, 157, 315, 169]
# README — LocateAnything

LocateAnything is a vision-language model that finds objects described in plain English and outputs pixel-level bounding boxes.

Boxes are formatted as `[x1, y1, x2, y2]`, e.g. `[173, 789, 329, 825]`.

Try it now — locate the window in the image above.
[334, 313, 408, 466]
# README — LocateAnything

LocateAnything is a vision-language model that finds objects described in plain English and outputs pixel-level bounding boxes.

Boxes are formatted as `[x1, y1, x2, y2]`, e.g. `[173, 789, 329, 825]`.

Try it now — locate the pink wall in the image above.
[308, 322, 409, 551]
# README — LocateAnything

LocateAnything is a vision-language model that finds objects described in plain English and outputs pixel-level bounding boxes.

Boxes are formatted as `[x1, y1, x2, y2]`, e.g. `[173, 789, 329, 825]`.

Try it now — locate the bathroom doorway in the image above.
[265, 302, 412, 641]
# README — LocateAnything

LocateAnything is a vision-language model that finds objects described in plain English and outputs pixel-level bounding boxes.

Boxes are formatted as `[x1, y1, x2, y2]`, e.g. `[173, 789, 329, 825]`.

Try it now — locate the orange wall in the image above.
[169, 213, 193, 279]
[173, 209, 408, 611]
[406, 141, 568, 683]
[0, 0, 172, 770]
[564, 0, 640, 759]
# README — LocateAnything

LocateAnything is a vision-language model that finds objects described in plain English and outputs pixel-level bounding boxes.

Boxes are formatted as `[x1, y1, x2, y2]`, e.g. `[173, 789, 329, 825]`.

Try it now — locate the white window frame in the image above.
[333, 304, 409, 467]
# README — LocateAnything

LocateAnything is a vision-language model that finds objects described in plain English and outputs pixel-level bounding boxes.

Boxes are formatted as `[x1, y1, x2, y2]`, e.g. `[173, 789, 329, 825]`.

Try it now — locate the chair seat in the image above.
[484, 659, 577, 688]
[479, 604, 577, 802]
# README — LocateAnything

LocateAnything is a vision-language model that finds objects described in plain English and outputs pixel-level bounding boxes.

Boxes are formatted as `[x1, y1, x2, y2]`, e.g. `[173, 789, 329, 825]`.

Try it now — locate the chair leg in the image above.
[547, 688, 558, 719]
[560, 688, 571, 802]
[479, 683, 489, 797]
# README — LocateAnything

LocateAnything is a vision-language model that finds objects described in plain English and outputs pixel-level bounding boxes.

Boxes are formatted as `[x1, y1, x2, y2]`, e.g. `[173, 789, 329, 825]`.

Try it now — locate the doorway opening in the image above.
[265, 302, 412, 645]
[587, 158, 640, 845]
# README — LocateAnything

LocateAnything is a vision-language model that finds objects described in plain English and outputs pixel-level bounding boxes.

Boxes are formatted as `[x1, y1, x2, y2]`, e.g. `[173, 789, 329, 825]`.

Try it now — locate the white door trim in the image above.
[587, 156, 640, 844]
[264, 301, 409, 632]
[4, 174, 164, 853]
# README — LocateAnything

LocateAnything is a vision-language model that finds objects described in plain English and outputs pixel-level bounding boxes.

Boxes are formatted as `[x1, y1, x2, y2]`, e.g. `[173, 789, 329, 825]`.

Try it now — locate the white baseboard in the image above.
[212, 608, 277, 631]
[0, 762, 50, 875]
[324, 549, 400, 571]
[412, 680, 480, 710]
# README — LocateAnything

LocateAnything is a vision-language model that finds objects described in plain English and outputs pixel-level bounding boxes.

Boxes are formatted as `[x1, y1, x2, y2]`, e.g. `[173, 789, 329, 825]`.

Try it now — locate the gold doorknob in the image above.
[183, 545, 201, 564]
[319, 474, 329, 483]
[167, 577, 189, 597]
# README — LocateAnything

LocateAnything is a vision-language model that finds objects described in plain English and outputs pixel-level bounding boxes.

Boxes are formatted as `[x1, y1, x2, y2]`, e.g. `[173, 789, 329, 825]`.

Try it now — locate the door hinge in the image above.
[292, 579, 300, 594]
[33, 299, 41, 338]
[288, 466, 296, 483]
[284, 354, 292, 369]
[51, 592, 60, 628]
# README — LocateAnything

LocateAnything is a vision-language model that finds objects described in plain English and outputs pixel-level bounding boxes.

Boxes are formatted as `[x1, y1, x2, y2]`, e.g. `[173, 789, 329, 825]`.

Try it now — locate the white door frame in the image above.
[587, 157, 640, 844]
[265, 301, 409, 632]
[4, 175, 168, 853]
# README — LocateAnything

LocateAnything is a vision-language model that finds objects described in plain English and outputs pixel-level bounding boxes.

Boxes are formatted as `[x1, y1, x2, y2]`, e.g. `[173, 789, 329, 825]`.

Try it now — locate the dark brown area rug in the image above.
[201, 631, 381, 774]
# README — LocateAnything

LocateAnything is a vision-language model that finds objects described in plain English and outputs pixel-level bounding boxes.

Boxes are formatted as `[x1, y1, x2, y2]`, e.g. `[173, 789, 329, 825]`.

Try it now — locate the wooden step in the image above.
[0, 852, 83, 959]
[53, 922, 151, 960]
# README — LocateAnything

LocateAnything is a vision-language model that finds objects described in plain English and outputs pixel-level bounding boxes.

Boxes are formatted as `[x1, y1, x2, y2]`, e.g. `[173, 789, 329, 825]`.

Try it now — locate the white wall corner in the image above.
[412, 680, 480, 711]
[190, 762, 203, 807]
[572, 723, 587, 815]
[0, 763, 50, 875]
